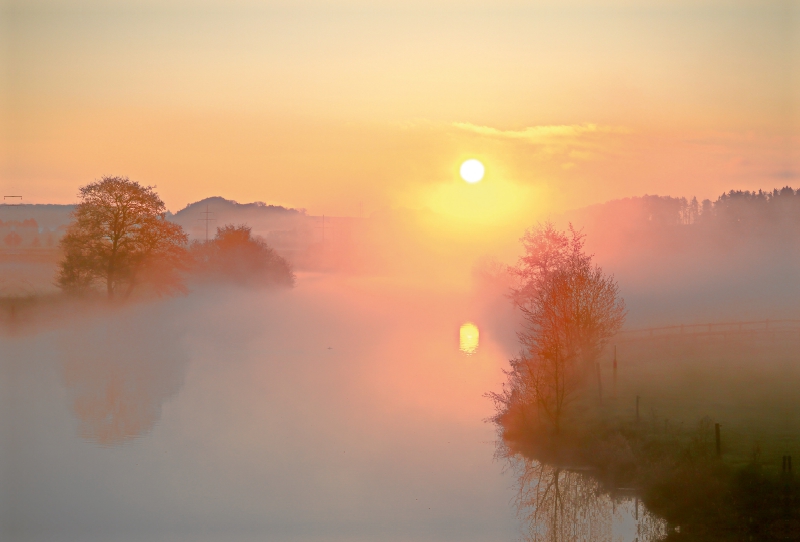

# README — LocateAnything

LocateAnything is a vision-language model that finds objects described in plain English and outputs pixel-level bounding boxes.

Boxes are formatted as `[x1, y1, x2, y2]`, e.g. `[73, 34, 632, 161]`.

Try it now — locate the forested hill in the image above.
[564, 187, 800, 232]
[558, 187, 800, 325]
[173, 197, 302, 219]
[172, 197, 304, 241]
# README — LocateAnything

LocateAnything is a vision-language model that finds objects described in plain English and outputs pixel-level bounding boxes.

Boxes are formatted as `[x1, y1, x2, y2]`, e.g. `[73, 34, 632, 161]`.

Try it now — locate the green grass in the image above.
[605, 332, 800, 470]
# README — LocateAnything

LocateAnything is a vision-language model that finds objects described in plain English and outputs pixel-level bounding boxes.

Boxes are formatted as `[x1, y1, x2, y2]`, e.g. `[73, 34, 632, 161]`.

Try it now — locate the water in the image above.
[1, 274, 665, 541]
[2, 275, 513, 541]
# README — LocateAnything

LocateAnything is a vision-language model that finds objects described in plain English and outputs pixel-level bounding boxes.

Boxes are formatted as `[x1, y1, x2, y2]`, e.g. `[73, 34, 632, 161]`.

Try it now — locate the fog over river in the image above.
[4, 275, 514, 541]
[1, 274, 659, 542]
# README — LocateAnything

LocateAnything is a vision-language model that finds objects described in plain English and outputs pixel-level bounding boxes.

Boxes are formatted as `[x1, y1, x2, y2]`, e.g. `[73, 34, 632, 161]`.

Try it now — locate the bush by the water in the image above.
[190, 224, 294, 288]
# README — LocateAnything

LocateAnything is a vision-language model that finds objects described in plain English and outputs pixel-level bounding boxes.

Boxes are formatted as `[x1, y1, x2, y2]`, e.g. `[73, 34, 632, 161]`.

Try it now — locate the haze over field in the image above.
[3, 188, 798, 327]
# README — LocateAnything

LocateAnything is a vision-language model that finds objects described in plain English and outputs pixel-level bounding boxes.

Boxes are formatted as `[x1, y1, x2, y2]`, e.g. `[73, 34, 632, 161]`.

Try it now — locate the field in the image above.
[606, 328, 800, 471]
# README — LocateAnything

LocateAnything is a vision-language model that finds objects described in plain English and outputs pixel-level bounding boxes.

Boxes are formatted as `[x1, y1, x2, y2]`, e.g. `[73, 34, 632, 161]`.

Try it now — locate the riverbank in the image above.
[495, 332, 800, 540]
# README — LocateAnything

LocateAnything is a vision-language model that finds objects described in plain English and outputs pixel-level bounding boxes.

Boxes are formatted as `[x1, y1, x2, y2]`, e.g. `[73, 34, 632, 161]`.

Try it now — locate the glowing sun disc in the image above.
[460, 159, 485, 183]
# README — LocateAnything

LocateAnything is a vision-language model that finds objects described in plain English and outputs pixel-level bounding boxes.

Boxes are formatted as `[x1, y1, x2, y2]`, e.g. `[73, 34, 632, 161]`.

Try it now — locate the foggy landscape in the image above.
[2, 1, 799, 542]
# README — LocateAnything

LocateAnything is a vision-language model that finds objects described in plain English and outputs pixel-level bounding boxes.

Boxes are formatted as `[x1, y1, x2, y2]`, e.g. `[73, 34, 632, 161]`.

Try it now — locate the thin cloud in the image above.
[448, 122, 631, 167]
[451, 122, 628, 142]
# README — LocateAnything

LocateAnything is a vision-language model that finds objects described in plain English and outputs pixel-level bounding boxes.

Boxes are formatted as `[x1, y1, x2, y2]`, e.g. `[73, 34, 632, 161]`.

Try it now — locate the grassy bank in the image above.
[497, 332, 800, 540]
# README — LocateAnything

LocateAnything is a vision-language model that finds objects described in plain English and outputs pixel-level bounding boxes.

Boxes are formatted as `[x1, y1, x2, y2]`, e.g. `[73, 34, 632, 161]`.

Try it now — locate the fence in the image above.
[615, 319, 800, 343]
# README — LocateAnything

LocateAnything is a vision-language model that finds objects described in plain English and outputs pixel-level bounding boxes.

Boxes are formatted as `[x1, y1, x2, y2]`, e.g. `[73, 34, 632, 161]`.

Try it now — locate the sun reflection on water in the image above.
[459, 322, 479, 354]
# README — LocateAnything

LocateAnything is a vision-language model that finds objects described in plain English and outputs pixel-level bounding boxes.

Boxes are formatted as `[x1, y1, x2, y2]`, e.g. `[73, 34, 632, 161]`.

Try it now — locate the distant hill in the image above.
[174, 197, 303, 218]
[172, 197, 305, 241]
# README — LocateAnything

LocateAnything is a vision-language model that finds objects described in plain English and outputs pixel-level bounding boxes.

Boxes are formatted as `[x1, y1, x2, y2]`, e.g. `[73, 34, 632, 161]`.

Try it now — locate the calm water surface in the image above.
[1, 275, 653, 542]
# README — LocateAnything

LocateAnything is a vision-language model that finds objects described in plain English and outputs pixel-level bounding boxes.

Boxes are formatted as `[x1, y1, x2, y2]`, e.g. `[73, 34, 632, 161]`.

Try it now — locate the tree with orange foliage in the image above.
[492, 223, 625, 438]
[190, 224, 294, 288]
[57, 176, 188, 299]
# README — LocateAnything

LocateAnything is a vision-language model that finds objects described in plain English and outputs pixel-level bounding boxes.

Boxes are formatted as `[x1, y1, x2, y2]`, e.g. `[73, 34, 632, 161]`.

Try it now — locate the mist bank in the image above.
[4, 186, 799, 326]
[554, 188, 800, 326]
[168, 187, 800, 321]
[1, 272, 517, 541]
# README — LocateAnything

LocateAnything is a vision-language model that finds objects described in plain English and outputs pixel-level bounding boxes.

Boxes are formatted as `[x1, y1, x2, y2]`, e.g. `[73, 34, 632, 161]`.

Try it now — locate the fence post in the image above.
[715, 423, 721, 457]
[596, 363, 603, 406]
[613, 346, 617, 397]
[636, 396, 640, 423]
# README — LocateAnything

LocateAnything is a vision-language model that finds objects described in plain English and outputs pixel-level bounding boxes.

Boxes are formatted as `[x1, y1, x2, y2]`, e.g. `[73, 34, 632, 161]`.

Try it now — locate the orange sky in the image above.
[1, 0, 797, 225]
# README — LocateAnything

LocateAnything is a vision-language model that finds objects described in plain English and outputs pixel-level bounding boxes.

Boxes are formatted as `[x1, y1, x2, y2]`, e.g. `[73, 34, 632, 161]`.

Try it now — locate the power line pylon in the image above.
[197, 204, 216, 242]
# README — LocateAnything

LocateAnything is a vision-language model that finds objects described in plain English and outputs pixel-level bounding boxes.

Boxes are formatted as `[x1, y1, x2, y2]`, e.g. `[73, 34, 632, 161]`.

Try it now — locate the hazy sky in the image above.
[1, 0, 797, 222]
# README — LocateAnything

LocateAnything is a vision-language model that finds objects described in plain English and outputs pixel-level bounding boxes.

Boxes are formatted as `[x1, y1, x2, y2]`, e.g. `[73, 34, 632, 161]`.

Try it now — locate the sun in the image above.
[460, 159, 485, 183]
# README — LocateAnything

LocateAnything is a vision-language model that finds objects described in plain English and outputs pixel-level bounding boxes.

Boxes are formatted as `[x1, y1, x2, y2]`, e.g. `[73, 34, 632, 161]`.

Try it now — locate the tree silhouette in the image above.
[57, 176, 188, 299]
[3, 231, 22, 247]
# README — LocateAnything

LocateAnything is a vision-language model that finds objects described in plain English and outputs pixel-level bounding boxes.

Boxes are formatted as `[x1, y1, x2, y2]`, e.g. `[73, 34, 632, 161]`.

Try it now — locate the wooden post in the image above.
[715, 423, 721, 457]
[596, 363, 603, 406]
[613, 346, 617, 398]
[636, 396, 640, 423]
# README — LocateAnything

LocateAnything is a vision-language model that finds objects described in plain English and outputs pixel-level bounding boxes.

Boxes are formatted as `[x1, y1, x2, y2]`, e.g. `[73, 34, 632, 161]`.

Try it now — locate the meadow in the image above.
[609, 328, 800, 469]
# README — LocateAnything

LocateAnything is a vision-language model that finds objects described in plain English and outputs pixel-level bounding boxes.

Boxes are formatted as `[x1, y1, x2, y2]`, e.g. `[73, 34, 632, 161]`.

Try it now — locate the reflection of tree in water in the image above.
[512, 457, 667, 542]
[60, 319, 188, 445]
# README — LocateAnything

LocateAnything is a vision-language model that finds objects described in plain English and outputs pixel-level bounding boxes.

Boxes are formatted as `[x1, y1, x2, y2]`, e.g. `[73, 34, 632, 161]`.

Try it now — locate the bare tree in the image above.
[492, 222, 625, 436]
[57, 176, 188, 299]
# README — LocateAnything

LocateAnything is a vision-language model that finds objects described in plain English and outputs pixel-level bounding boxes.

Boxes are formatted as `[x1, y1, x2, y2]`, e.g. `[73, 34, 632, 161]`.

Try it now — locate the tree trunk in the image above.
[107, 264, 115, 300]
[123, 276, 137, 300]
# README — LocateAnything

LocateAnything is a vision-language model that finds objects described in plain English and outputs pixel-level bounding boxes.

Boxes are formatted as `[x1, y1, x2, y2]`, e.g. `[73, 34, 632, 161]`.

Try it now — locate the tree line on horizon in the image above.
[577, 186, 800, 230]
[5, 186, 799, 252]
[57, 176, 295, 300]
[0, 218, 61, 248]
